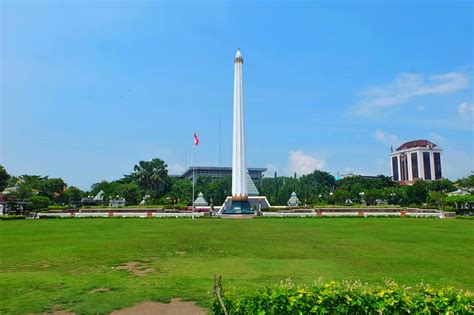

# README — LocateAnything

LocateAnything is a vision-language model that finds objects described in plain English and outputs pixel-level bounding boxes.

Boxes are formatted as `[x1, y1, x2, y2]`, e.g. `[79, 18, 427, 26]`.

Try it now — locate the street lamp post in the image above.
[359, 192, 365, 205]
[389, 192, 396, 205]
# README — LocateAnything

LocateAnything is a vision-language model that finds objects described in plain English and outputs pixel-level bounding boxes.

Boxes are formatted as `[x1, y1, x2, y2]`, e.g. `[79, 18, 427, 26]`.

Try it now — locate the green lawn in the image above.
[1, 218, 473, 314]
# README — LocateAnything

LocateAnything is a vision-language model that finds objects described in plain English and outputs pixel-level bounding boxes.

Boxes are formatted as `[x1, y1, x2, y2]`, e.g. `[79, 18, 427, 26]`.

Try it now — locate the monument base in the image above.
[222, 198, 254, 215]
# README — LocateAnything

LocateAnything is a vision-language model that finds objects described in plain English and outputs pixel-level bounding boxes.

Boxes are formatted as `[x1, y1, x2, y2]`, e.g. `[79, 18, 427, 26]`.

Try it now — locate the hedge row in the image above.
[456, 216, 474, 220]
[211, 280, 473, 314]
[47, 205, 70, 210]
[0, 215, 26, 221]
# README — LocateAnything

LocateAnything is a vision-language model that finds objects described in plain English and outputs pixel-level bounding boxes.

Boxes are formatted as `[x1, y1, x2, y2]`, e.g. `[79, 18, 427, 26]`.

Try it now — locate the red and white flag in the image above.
[193, 132, 200, 146]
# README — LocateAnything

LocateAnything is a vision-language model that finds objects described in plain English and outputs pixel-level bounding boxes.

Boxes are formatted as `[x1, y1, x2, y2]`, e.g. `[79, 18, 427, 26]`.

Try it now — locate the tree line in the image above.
[1, 160, 473, 212]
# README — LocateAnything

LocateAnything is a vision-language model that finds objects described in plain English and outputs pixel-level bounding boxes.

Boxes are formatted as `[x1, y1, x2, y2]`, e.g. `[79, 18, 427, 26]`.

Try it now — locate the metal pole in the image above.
[192, 145, 195, 219]
[219, 115, 222, 167]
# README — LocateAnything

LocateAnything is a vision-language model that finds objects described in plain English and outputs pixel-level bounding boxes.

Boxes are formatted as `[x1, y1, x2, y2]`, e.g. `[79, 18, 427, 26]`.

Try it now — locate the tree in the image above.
[444, 195, 474, 210]
[0, 165, 11, 191]
[405, 181, 429, 205]
[11, 175, 47, 190]
[131, 159, 171, 198]
[11, 184, 34, 201]
[428, 179, 455, 193]
[41, 178, 66, 201]
[64, 186, 83, 203]
[120, 183, 141, 205]
[331, 189, 350, 205]
[456, 173, 474, 190]
[427, 191, 446, 209]
[202, 176, 232, 205]
[298, 170, 335, 204]
[28, 195, 50, 210]
[336, 175, 397, 191]
[168, 178, 192, 205]
[365, 189, 382, 205]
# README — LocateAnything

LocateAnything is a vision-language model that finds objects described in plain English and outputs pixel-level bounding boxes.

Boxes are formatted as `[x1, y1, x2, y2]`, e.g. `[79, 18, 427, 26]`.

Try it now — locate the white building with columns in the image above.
[390, 140, 443, 185]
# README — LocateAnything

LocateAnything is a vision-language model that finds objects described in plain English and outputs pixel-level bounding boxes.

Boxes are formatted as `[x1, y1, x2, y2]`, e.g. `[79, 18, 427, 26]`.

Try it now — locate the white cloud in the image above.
[428, 132, 446, 145]
[353, 72, 469, 115]
[373, 129, 399, 146]
[264, 163, 279, 177]
[286, 150, 325, 176]
[342, 160, 389, 176]
[168, 163, 185, 175]
[458, 102, 474, 115]
[443, 147, 474, 180]
[342, 167, 370, 176]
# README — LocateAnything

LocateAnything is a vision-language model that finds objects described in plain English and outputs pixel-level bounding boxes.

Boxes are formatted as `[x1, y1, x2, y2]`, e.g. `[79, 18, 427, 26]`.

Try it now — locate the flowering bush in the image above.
[211, 280, 473, 314]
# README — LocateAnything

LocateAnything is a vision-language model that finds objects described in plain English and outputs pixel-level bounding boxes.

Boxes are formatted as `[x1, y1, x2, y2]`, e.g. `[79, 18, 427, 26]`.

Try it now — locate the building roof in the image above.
[194, 192, 208, 207]
[93, 190, 104, 201]
[246, 173, 260, 196]
[396, 139, 437, 151]
[179, 166, 267, 178]
[287, 192, 300, 206]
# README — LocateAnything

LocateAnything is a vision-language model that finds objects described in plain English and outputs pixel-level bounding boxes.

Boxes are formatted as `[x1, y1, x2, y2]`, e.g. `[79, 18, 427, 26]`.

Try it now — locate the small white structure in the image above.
[93, 190, 105, 202]
[109, 197, 126, 207]
[287, 192, 300, 207]
[193, 192, 208, 207]
[447, 189, 470, 196]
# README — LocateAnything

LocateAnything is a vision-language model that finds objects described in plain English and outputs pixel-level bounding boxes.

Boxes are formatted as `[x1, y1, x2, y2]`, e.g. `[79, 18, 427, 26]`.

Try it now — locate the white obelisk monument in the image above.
[224, 48, 253, 214]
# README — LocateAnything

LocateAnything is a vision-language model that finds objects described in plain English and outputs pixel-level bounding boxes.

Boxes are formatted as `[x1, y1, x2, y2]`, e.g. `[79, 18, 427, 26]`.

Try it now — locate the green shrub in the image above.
[38, 215, 70, 219]
[456, 216, 474, 220]
[211, 280, 473, 314]
[0, 215, 26, 221]
[28, 195, 50, 210]
[47, 205, 69, 210]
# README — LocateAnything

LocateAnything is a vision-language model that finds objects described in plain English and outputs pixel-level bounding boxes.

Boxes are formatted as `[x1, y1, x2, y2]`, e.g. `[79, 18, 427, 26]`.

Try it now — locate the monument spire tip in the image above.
[235, 48, 242, 59]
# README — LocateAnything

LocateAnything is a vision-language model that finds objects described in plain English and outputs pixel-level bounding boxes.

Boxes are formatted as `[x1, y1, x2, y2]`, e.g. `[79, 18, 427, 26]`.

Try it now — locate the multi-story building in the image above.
[179, 166, 267, 182]
[390, 140, 442, 184]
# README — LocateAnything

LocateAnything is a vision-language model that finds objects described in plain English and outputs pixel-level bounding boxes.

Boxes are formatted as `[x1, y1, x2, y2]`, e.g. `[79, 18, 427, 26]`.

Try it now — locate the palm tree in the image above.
[132, 158, 171, 199]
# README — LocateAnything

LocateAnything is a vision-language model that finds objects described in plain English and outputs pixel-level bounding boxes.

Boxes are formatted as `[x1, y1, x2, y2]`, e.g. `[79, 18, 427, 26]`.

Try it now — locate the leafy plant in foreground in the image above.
[211, 280, 474, 314]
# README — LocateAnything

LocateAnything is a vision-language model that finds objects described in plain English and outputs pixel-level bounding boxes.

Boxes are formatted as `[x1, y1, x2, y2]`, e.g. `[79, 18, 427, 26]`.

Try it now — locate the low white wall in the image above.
[113, 212, 147, 218]
[75, 212, 109, 218]
[406, 212, 443, 218]
[321, 212, 359, 217]
[364, 212, 401, 217]
[35, 211, 444, 219]
[153, 212, 204, 218]
[263, 212, 316, 217]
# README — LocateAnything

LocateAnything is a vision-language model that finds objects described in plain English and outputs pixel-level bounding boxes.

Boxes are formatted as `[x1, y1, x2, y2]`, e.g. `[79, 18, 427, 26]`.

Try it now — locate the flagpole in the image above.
[192, 143, 195, 220]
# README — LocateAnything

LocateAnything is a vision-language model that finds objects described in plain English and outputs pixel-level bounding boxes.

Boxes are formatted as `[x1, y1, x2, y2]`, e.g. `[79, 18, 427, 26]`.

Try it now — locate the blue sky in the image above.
[1, 1, 473, 189]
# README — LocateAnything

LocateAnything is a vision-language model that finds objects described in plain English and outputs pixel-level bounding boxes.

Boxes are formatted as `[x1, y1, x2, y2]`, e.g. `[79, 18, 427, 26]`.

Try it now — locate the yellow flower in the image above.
[289, 296, 296, 305]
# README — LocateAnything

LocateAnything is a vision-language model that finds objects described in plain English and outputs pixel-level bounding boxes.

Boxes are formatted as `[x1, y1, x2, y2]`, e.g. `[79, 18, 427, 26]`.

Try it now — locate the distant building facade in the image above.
[179, 166, 267, 182]
[390, 140, 442, 184]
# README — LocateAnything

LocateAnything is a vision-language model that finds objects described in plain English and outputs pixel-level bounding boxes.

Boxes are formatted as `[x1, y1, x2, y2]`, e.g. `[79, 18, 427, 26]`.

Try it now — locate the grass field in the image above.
[1, 218, 473, 314]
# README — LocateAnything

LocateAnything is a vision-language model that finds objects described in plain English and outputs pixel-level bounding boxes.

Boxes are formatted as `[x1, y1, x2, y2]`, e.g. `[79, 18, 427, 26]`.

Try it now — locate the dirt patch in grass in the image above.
[32, 305, 75, 315]
[114, 261, 155, 276]
[111, 298, 207, 315]
[89, 287, 111, 294]
[36, 299, 207, 315]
